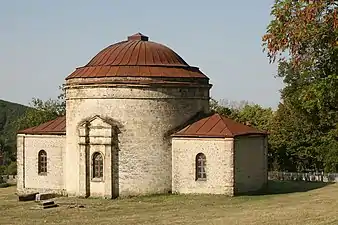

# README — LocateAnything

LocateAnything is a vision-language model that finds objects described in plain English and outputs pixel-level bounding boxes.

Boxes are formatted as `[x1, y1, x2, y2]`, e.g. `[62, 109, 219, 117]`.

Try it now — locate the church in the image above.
[16, 33, 268, 198]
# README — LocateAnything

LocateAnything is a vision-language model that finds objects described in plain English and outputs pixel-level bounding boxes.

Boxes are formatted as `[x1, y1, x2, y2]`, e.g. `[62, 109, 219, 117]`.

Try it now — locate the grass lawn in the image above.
[0, 181, 338, 225]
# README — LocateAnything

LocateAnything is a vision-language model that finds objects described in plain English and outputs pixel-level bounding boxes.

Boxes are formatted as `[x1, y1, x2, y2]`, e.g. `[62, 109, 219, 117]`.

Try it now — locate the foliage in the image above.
[15, 85, 66, 132]
[211, 96, 338, 172]
[0, 165, 5, 176]
[5, 161, 16, 175]
[263, 0, 338, 119]
[0, 100, 28, 172]
[210, 98, 273, 132]
[209, 98, 236, 118]
[0, 85, 65, 175]
[261, 0, 338, 172]
[0, 183, 10, 188]
[0, 100, 29, 141]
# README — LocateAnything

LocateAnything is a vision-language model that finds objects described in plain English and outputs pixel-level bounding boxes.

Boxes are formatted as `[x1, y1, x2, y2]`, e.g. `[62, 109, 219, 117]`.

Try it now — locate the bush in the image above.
[5, 161, 16, 175]
[0, 183, 10, 188]
[0, 165, 5, 175]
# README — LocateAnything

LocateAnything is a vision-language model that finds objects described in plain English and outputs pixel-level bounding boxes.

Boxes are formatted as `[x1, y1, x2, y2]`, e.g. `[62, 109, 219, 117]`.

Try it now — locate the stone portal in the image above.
[78, 115, 120, 198]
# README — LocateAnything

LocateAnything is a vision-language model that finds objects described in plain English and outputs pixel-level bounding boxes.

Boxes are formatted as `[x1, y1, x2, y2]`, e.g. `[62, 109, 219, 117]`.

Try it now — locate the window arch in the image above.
[92, 152, 103, 179]
[196, 153, 206, 180]
[38, 150, 47, 174]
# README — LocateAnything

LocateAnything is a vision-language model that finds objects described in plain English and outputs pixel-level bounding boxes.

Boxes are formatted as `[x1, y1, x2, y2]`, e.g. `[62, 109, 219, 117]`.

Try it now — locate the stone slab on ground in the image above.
[18, 192, 39, 201]
[35, 193, 56, 201]
[43, 203, 58, 209]
[40, 200, 55, 206]
[30, 200, 58, 209]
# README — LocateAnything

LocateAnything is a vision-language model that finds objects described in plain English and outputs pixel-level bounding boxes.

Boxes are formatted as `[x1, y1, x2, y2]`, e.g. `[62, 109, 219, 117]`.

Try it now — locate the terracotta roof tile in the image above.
[17, 116, 66, 135]
[172, 114, 267, 138]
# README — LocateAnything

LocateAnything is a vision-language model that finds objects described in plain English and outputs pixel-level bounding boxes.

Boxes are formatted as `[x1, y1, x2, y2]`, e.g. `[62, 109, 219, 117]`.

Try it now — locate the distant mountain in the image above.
[0, 99, 30, 142]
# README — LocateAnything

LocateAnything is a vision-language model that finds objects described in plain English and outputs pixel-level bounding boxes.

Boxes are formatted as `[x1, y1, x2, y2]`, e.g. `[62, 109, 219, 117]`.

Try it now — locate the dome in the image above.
[66, 33, 208, 80]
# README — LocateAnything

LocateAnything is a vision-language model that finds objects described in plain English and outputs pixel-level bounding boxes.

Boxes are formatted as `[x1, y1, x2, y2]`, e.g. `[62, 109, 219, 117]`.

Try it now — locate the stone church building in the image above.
[17, 33, 268, 198]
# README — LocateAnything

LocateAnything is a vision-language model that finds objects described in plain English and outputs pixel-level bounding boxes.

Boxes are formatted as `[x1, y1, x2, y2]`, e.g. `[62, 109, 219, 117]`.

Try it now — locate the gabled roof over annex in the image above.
[17, 116, 66, 135]
[172, 113, 267, 138]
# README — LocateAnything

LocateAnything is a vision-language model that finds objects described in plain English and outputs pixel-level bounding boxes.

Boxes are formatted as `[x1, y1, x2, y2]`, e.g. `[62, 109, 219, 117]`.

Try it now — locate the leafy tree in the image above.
[5, 161, 16, 175]
[209, 98, 234, 117]
[263, 0, 338, 172]
[0, 85, 66, 175]
[15, 85, 65, 131]
[0, 137, 14, 165]
[210, 98, 273, 131]
[263, 0, 338, 119]
[235, 104, 274, 131]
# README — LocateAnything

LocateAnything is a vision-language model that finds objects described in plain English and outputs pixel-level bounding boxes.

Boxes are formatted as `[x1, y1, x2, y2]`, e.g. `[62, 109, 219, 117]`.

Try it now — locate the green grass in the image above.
[0, 181, 338, 225]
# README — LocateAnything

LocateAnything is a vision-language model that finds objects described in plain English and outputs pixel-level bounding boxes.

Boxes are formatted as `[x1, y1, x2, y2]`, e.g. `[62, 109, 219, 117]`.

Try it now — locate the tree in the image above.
[210, 98, 273, 131]
[262, 0, 338, 118]
[0, 85, 67, 175]
[0, 137, 14, 165]
[263, 0, 338, 172]
[15, 85, 66, 131]
[235, 104, 274, 131]
[209, 98, 234, 117]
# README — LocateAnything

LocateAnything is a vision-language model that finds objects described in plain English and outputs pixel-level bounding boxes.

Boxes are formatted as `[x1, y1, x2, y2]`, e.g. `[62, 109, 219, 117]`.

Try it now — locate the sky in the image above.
[0, 0, 283, 108]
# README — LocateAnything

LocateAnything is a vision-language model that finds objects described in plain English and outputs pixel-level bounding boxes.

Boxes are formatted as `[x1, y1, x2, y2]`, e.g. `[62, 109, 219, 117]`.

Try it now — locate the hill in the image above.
[0, 99, 30, 142]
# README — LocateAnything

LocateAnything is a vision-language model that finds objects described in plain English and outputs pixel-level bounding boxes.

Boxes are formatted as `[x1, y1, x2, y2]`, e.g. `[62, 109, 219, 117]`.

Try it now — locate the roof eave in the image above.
[17, 131, 66, 136]
[171, 134, 229, 138]
[233, 132, 269, 137]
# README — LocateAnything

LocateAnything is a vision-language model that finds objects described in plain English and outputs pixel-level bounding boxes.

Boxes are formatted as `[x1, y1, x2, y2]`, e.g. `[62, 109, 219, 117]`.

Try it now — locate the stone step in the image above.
[43, 203, 58, 209]
[40, 200, 55, 206]
[35, 193, 56, 201]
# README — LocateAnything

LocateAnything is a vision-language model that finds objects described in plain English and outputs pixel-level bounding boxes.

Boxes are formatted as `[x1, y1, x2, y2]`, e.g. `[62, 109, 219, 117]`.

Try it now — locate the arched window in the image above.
[196, 153, 206, 180]
[38, 150, 47, 174]
[93, 152, 103, 179]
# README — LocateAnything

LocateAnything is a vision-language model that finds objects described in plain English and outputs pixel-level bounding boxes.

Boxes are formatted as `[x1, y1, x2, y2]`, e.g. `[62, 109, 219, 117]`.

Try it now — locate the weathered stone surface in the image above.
[172, 138, 234, 195]
[35, 193, 57, 201]
[16, 79, 267, 198]
[65, 84, 210, 198]
[16, 134, 65, 196]
[234, 136, 268, 194]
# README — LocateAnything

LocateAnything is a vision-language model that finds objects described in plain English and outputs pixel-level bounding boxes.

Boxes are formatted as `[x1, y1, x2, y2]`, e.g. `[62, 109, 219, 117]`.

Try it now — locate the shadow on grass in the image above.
[0, 183, 15, 188]
[241, 180, 334, 196]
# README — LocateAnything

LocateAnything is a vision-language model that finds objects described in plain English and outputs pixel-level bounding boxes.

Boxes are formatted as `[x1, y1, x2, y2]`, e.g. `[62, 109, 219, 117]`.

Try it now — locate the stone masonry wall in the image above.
[172, 138, 234, 195]
[65, 84, 210, 197]
[17, 134, 65, 195]
[234, 135, 268, 194]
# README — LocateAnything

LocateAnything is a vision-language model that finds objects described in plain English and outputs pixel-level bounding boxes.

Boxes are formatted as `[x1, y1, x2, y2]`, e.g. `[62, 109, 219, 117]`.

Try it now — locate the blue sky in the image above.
[0, 0, 283, 108]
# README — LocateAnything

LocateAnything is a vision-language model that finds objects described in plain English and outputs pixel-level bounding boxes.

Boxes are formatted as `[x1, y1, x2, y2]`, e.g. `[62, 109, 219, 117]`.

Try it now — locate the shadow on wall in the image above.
[240, 180, 334, 196]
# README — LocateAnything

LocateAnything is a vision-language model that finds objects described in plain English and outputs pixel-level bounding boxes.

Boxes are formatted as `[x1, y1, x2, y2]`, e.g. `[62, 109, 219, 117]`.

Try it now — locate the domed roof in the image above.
[66, 33, 208, 80]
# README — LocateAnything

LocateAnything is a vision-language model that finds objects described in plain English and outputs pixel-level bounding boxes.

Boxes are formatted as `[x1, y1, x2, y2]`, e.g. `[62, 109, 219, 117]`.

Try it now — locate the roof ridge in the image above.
[205, 115, 222, 134]
[218, 114, 235, 137]
[172, 113, 267, 138]
[195, 116, 211, 134]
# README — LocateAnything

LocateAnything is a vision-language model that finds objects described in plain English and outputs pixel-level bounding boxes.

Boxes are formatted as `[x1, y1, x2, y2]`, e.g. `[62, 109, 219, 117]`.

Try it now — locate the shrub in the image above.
[5, 161, 16, 175]
[0, 183, 10, 188]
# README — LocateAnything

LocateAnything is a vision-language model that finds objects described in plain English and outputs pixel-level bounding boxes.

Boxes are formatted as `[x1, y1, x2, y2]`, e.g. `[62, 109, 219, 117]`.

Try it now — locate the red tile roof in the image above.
[172, 113, 267, 138]
[66, 33, 208, 80]
[17, 116, 66, 135]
